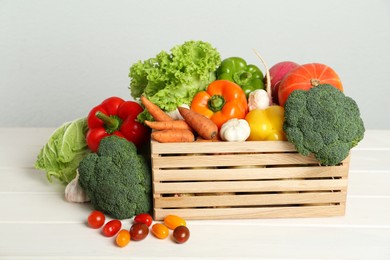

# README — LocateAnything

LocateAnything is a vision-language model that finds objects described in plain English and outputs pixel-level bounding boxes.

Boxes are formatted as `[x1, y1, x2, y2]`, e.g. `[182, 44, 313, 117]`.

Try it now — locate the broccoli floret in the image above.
[78, 135, 151, 219]
[283, 84, 365, 165]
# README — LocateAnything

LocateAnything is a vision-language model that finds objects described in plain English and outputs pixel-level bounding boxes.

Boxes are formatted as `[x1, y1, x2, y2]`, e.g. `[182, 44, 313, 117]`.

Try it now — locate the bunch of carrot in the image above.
[141, 96, 218, 143]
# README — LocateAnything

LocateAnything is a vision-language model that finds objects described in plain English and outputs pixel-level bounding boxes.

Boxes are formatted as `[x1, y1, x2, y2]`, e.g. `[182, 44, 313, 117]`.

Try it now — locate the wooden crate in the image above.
[151, 140, 349, 220]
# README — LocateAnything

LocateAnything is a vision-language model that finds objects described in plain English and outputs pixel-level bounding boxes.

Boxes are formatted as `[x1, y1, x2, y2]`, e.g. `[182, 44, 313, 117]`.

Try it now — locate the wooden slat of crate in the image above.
[151, 140, 297, 154]
[154, 192, 347, 208]
[154, 179, 348, 194]
[153, 153, 320, 168]
[153, 164, 349, 181]
[154, 205, 346, 220]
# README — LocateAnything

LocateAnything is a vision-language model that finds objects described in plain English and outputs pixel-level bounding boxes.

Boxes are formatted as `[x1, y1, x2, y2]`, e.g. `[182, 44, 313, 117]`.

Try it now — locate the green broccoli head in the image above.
[78, 135, 151, 219]
[283, 84, 365, 165]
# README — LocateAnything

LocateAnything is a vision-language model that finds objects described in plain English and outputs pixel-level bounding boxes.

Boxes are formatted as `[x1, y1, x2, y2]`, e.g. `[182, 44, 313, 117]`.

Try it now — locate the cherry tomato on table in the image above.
[164, 215, 186, 230]
[129, 223, 149, 241]
[173, 225, 190, 244]
[151, 223, 169, 239]
[115, 229, 131, 247]
[87, 210, 105, 229]
[102, 219, 122, 237]
[134, 213, 153, 227]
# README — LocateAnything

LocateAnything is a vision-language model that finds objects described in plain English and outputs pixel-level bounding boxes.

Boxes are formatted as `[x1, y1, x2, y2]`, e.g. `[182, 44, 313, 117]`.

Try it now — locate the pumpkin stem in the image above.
[310, 78, 321, 87]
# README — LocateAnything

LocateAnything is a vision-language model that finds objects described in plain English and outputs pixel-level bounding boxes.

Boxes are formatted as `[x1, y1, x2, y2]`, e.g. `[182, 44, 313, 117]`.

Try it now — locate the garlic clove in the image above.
[65, 170, 90, 203]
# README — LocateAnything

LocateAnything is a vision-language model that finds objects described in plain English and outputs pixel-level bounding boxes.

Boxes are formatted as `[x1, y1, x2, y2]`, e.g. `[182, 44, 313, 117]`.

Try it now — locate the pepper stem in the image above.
[95, 111, 121, 134]
[208, 95, 226, 112]
[234, 71, 251, 86]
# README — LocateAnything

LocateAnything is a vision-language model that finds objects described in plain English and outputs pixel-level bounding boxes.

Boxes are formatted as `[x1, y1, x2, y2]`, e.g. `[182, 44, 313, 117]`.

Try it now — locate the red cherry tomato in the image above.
[134, 213, 153, 227]
[87, 210, 105, 229]
[173, 225, 190, 244]
[102, 219, 122, 237]
[129, 223, 149, 241]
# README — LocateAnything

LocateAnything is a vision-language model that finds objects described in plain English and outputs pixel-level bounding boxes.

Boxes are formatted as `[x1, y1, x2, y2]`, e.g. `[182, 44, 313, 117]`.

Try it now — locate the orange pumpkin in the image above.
[278, 63, 343, 107]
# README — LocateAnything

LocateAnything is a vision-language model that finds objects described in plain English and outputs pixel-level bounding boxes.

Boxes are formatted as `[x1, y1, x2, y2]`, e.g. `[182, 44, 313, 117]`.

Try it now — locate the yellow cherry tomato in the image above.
[151, 223, 169, 239]
[163, 215, 186, 230]
[245, 105, 287, 141]
[115, 229, 130, 247]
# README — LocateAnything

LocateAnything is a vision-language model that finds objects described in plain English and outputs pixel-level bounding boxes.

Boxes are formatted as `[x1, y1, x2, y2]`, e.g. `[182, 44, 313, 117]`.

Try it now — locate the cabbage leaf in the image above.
[34, 117, 91, 184]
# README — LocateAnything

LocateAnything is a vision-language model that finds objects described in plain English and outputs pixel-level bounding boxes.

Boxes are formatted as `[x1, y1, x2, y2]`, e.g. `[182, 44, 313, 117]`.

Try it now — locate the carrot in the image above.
[151, 129, 195, 143]
[145, 120, 192, 131]
[140, 96, 173, 122]
[178, 107, 218, 140]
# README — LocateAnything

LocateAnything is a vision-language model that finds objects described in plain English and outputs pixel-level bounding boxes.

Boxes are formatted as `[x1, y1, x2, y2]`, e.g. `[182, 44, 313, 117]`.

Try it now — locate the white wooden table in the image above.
[1, 128, 389, 259]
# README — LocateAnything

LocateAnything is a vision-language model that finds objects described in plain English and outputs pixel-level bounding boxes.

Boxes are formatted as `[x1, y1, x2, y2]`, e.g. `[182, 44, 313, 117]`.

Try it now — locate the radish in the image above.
[269, 61, 299, 104]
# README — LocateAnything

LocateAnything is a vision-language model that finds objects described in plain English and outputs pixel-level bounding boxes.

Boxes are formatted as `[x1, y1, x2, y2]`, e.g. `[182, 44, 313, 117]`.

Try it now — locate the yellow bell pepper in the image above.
[245, 105, 287, 141]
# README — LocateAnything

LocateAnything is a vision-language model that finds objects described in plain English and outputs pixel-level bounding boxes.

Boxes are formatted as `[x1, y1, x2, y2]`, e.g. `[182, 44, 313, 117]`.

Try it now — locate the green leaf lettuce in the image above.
[129, 40, 221, 121]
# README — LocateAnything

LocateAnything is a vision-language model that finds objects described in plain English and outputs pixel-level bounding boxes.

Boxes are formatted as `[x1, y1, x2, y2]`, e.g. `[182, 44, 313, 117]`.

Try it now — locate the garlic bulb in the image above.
[220, 118, 251, 142]
[65, 170, 90, 203]
[248, 89, 270, 111]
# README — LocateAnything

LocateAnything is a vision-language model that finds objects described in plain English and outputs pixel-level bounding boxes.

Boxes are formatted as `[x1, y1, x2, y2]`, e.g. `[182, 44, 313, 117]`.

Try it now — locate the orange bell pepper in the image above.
[190, 80, 248, 129]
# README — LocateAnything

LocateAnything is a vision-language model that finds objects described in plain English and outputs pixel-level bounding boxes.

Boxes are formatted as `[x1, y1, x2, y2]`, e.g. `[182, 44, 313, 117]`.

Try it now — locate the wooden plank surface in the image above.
[0, 128, 389, 259]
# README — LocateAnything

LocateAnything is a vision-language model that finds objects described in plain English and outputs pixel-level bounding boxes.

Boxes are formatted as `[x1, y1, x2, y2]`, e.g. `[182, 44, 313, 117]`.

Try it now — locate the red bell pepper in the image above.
[86, 97, 150, 152]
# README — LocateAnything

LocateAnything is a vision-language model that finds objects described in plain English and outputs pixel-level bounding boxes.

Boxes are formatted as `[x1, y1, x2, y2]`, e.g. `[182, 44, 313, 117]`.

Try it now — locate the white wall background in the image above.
[1, 0, 389, 128]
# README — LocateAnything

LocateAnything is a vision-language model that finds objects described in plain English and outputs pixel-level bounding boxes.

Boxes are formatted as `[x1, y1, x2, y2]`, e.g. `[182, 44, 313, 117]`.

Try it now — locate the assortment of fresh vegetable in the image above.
[33, 40, 366, 249]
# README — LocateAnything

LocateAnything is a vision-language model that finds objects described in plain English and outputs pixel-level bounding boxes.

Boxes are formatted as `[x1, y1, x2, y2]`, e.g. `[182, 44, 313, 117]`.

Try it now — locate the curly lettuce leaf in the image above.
[129, 40, 221, 121]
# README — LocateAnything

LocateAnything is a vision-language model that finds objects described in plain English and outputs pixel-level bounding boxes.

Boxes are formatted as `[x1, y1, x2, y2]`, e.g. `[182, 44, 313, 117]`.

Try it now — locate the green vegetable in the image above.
[34, 117, 90, 184]
[216, 57, 265, 97]
[78, 135, 151, 219]
[283, 84, 365, 166]
[129, 40, 221, 122]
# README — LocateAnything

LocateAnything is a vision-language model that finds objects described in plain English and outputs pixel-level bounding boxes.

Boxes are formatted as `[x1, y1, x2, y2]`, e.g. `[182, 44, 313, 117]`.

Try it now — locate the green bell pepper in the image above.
[216, 57, 265, 97]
